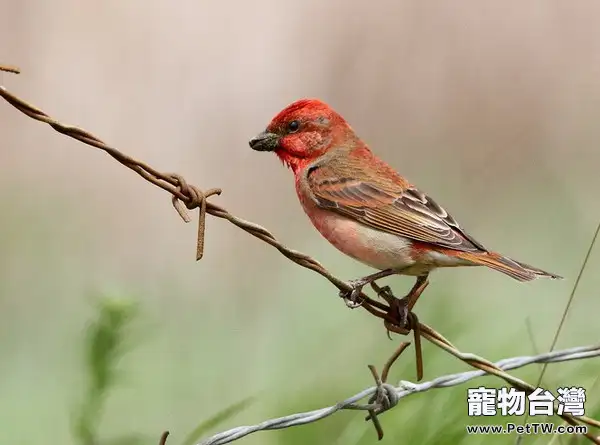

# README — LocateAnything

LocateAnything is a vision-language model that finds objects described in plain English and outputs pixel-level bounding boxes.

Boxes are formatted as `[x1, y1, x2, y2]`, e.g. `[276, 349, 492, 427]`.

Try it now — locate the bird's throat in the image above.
[276, 150, 311, 174]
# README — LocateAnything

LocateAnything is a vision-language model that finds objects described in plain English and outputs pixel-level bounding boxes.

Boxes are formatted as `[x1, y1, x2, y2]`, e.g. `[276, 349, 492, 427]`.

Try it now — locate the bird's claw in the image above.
[375, 285, 395, 305]
[394, 297, 410, 328]
[340, 279, 367, 307]
[383, 299, 410, 337]
[374, 285, 408, 329]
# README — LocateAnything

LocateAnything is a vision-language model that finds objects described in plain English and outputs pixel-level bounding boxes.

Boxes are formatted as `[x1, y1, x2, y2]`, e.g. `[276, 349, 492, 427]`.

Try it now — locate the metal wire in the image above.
[199, 344, 600, 445]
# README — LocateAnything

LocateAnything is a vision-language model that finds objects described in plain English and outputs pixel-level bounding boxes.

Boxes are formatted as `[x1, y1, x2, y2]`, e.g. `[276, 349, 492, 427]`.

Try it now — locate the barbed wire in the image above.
[1, 66, 599, 443]
[198, 343, 600, 445]
[0, 63, 20, 74]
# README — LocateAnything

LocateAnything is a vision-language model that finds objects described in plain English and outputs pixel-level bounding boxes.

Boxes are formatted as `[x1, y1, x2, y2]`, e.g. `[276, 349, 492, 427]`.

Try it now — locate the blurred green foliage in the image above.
[63, 294, 598, 445]
[72, 296, 143, 445]
[70, 296, 254, 445]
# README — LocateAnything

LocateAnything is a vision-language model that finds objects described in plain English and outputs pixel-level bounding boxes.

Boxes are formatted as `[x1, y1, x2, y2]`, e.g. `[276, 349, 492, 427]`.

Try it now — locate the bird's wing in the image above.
[306, 153, 487, 252]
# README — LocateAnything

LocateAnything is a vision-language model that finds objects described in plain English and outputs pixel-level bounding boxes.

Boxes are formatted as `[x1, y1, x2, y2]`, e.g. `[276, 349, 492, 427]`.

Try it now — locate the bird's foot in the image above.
[340, 269, 397, 308]
[339, 278, 369, 307]
[374, 285, 395, 305]
[375, 285, 410, 331]
[391, 296, 410, 329]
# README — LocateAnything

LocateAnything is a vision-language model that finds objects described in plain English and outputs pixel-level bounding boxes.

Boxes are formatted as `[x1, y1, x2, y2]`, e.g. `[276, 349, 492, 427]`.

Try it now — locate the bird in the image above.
[249, 98, 561, 325]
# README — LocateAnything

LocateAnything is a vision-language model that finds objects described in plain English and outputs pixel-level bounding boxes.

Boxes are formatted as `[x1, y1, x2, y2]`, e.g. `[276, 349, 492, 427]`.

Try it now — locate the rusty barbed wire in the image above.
[2, 69, 599, 443]
[158, 431, 170, 445]
[0, 63, 20, 74]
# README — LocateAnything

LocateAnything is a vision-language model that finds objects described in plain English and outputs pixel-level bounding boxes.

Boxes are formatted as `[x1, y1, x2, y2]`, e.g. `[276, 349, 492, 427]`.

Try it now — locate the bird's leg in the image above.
[404, 273, 429, 310]
[339, 268, 397, 304]
[375, 274, 429, 329]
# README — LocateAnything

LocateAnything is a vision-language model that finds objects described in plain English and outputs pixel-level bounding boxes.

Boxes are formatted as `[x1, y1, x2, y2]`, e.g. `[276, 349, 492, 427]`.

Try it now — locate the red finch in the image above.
[250, 99, 561, 321]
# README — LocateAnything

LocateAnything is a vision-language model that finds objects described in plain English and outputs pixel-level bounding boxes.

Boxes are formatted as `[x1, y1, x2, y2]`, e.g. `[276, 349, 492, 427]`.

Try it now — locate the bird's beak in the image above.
[249, 131, 280, 152]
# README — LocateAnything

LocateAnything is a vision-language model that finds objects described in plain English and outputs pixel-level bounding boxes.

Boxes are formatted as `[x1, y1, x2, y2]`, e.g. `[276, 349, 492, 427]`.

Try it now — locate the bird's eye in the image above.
[288, 120, 300, 133]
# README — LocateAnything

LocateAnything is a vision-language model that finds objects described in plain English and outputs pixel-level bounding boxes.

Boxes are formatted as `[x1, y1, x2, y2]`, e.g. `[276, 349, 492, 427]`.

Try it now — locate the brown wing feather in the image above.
[306, 153, 487, 253]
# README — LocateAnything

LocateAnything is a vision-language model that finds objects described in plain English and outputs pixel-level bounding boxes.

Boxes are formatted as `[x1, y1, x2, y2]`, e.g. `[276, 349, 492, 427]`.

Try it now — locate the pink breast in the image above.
[295, 182, 417, 271]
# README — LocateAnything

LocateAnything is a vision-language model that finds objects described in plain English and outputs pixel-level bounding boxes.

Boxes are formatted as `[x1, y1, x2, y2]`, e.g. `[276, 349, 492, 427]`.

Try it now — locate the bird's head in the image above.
[249, 99, 355, 172]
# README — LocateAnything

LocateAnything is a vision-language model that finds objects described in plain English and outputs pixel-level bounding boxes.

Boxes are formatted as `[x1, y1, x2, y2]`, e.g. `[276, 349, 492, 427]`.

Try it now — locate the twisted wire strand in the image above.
[199, 344, 600, 445]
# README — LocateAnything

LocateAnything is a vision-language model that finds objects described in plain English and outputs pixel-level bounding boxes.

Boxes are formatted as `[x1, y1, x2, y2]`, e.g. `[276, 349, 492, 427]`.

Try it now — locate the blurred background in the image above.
[1, 1, 599, 444]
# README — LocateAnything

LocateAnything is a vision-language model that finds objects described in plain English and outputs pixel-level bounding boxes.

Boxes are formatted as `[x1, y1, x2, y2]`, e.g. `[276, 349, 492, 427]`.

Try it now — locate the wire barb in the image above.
[158, 431, 170, 445]
[363, 342, 409, 439]
[370, 281, 425, 381]
[197, 344, 600, 445]
[0, 64, 20, 74]
[169, 172, 222, 259]
[363, 341, 411, 440]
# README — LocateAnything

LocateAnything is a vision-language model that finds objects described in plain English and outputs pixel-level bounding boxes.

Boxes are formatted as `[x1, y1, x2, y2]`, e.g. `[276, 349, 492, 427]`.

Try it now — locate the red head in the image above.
[249, 99, 357, 172]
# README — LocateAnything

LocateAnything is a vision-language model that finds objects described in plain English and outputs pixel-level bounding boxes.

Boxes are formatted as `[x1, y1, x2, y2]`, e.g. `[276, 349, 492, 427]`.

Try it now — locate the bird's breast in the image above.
[295, 179, 418, 272]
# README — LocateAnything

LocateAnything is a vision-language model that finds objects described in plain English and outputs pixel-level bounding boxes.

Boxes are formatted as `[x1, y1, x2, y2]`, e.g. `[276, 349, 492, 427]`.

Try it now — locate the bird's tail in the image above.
[457, 251, 563, 282]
